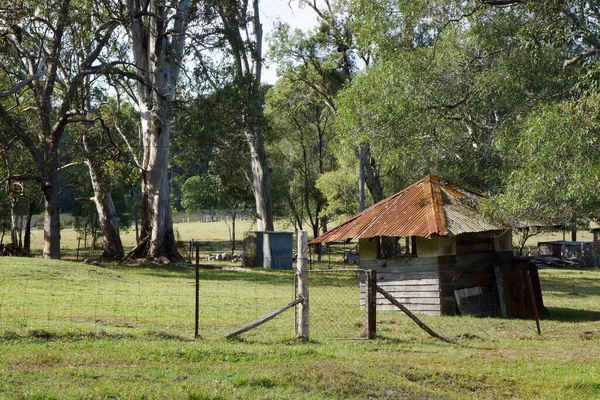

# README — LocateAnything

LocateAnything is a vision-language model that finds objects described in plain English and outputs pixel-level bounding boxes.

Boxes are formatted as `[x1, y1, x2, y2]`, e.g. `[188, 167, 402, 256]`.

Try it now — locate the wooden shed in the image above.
[311, 175, 543, 317]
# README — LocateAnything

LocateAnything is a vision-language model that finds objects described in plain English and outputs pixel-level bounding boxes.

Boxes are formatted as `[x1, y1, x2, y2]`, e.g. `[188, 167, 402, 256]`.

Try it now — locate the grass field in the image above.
[5, 218, 600, 398]
[1, 254, 600, 399]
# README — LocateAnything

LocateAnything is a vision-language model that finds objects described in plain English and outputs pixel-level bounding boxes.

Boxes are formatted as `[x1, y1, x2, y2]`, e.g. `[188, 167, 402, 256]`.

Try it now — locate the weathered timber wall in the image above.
[358, 232, 514, 316]
[360, 257, 441, 316]
[438, 232, 513, 315]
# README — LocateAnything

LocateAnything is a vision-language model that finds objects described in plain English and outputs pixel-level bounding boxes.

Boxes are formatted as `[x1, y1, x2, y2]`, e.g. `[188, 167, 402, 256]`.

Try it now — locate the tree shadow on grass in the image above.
[545, 307, 600, 322]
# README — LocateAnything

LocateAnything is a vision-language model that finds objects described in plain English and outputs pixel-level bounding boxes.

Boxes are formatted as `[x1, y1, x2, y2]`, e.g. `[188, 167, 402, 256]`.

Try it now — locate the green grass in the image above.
[1, 256, 600, 399]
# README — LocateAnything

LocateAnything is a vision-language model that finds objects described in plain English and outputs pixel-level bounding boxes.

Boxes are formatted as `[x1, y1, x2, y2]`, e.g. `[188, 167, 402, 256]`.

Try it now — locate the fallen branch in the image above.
[376, 284, 453, 344]
[120, 236, 148, 263]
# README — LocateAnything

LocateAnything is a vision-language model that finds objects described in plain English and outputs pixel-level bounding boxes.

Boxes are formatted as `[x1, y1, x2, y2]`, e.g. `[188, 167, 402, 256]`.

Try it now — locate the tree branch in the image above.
[0, 68, 46, 97]
[479, 0, 527, 5]
[563, 48, 600, 69]
[0, 174, 44, 184]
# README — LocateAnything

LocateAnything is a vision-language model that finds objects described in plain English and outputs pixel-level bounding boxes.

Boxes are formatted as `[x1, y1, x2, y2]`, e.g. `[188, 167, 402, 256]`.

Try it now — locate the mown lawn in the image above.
[1, 257, 600, 399]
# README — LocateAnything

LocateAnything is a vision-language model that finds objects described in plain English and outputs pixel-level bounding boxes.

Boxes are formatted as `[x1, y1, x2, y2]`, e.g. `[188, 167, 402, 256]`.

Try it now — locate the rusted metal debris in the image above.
[519, 255, 583, 269]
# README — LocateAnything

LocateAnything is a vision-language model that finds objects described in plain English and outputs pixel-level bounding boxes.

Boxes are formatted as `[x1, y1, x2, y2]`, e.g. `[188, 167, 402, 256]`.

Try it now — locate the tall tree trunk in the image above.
[10, 197, 18, 245]
[41, 165, 61, 259]
[246, 126, 274, 231]
[138, 114, 179, 259]
[231, 210, 236, 254]
[217, 0, 274, 232]
[127, 0, 190, 261]
[85, 160, 124, 259]
[362, 144, 385, 204]
[18, 214, 23, 247]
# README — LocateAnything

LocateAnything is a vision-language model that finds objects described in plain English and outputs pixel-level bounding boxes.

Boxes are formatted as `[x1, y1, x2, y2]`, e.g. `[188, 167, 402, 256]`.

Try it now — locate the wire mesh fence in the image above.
[0, 259, 298, 342]
[0, 260, 196, 338]
[196, 267, 296, 341]
[304, 269, 367, 340]
[0, 255, 575, 344]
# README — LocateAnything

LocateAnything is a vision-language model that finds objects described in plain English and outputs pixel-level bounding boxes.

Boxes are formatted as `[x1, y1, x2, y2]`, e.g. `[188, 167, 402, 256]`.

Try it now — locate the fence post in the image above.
[76, 237, 81, 262]
[195, 244, 200, 339]
[526, 271, 541, 335]
[297, 230, 309, 341]
[366, 270, 377, 340]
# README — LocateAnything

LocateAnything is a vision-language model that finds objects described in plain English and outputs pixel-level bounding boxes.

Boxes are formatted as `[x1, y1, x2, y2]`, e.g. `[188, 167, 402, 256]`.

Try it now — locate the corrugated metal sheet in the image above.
[310, 175, 502, 244]
[440, 184, 499, 235]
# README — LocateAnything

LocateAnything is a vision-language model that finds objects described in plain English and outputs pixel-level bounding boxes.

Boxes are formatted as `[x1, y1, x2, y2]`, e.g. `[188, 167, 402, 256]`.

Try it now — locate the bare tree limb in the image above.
[563, 48, 600, 69]
[0, 68, 46, 97]
[479, 0, 527, 5]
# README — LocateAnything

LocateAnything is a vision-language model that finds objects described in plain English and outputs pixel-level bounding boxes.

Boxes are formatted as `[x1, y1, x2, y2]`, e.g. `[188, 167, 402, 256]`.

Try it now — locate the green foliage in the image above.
[181, 175, 218, 212]
[316, 167, 360, 220]
[334, 3, 570, 194]
[71, 200, 99, 242]
[485, 96, 600, 226]
[265, 67, 339, 233]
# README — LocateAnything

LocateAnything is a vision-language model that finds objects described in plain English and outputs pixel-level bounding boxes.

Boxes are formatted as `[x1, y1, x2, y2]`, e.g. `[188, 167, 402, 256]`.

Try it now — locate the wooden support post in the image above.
[195, 244, 200, 339]
[366, 270, 377, 339]
[297, 230, 309, 341]
[494, 265, 507, 318]
[526, 271, 541, 335]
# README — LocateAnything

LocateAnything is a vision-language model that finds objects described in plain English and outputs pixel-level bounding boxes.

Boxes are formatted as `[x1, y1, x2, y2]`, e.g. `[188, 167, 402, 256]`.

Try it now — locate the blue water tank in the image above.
[255, 231, 293, 269]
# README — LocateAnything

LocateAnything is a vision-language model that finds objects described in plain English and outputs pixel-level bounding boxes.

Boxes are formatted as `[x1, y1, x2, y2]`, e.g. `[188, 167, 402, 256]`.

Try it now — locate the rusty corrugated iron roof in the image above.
[310, 175, 502, 244]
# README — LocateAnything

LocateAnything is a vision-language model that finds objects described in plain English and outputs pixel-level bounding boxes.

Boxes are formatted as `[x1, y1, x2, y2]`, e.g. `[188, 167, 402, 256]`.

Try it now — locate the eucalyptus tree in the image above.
[63, 101, 134, 260]
[483, 96, 600, 231]
[265, 64, 339, 239]
[0, 0, 120, 258]
[121, 0, 191, 260]
[173, 82, 258, 249]
[181, 147, 254, 254]
[335, 1, 571, 193]
[477, 0, 600, 227]
[203, 0, 274, 232]
[271, 0, 394, 211]
[0, 137, 41, 249]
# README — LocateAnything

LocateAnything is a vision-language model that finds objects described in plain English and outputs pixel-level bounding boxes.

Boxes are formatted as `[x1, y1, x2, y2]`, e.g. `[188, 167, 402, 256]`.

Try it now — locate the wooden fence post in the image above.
[366, 270, 377, 340]
[297, 230, 309, 341]
[195, 244, 200, 339]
